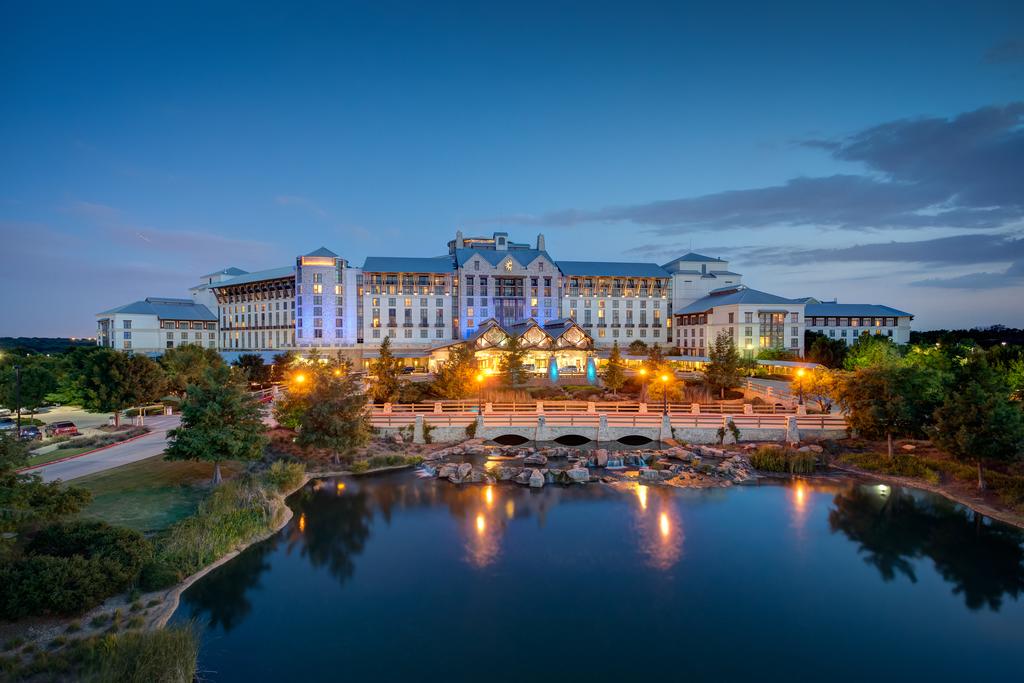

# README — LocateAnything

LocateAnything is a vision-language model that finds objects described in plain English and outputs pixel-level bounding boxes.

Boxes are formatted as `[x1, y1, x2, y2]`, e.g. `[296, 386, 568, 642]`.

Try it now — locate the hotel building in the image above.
[96, 231, 912, 366]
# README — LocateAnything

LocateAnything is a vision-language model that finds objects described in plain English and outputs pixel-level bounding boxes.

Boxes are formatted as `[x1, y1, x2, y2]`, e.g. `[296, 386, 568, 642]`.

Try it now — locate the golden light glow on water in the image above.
[659, 512, 670, 537]
[484, 486, 494, 507]
[794, 480, 807, 510]
[505, 500, 515, 519]
[636, 484, 649, 511]
[298, 513, 306, 533]
[336, 482, 346, 493]
[476, 513, 486, 534]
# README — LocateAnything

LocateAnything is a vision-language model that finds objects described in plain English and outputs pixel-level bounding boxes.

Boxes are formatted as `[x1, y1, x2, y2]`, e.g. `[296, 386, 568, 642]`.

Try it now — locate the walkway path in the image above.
[26, 415, 180, 483]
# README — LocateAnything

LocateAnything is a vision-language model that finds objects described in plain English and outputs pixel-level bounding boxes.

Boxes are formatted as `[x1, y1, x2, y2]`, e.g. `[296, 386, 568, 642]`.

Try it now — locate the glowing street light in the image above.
[475, 372, 485, 415]
[294, 373, 307, 385]
[660, 373, 669, 415]
[794, 367, 806, 405]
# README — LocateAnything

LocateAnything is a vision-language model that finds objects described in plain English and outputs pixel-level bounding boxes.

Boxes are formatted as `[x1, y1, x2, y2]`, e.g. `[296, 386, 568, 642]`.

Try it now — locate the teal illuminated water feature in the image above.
[173, 472, 1024, 681]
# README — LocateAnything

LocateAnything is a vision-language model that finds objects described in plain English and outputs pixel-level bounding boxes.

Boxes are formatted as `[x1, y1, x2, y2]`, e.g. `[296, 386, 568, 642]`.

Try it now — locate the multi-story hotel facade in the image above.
[96, 231, 913, 367]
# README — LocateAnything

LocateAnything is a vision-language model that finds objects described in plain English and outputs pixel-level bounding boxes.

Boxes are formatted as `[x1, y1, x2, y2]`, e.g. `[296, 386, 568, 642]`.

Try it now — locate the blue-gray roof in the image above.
[201, 266, 247, 278]
[304, 246, 338, 258]
[662, 252, 726, 267]
[214, 266, 295, 287]
[556, 261, 669, 278]
[362, 256, 453, 274]
[455, 248, 553, 268]
[805, 303, 912, 318]
[98, 297, 217, 321]
[675, 286, 801, 314]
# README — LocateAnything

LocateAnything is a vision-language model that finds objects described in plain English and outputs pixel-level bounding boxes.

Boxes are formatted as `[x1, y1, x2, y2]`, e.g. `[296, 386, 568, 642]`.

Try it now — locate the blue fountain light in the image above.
[586, 357, 597, 384]
[548, 357, 559, 383]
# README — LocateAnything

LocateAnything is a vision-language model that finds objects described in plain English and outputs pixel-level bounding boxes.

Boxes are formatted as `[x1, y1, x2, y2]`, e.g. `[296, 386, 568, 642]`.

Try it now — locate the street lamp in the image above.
[795, 367, 805, 405]
[660, 374, 669, 415]
[475, 373, 485, 414]
[638, 367, 648, 401]
[14, 365, 21, 434]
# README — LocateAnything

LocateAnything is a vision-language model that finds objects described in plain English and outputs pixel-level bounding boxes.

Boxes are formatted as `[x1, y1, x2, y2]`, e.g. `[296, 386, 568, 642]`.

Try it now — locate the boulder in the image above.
[392, 433, 404, 445]
[458, 462, 473, 479]
[496, 466, 519, 481]
[593, 449, 609, 467]
[529, 468, 545, 488]
[523, 453, 548, 466]
[515, 469, 534, 485]
[437, 463, 458, 479]
[639, 468, 661, 483]
[566, 467, 589, 483]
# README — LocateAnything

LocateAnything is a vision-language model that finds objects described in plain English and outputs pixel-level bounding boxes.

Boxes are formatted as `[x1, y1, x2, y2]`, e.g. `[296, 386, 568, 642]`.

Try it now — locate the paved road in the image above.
[27, 415, 180, 483]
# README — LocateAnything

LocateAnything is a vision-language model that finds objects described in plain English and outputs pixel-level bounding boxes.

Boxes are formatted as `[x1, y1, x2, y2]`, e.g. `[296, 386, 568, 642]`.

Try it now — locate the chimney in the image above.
[537, 233, 546, 250]
[456, 230, 464, 248]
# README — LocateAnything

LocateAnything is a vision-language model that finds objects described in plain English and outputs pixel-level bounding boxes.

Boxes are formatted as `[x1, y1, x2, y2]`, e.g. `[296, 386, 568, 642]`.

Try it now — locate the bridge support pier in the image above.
[786, 416, 800, 445]
[414, 415, 425, 444]
[660, 413, 672, 443]
[597, 414, 608, 444]
[535, 414, 548, 443]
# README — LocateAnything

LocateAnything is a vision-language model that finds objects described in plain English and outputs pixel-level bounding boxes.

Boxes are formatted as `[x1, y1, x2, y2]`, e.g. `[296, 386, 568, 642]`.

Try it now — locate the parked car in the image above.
[0, 408, 12, 418]
[45, 421, 80, 438]
[401, 366, 417, 374]
[19, 426, 42, 441]
[0, 418, 15, 432]
[559, 366, 584, 375]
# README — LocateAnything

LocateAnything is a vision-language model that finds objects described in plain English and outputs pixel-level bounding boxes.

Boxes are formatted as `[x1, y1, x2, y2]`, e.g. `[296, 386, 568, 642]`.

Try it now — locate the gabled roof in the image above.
[454, 248, 553, 269]
[662, 252, 726, 268]
[201, 266, 248, 278]
[212, 266, 295, 288]
[304, 246, 338, 258]
[805, 303, 913, 318]
[675, 285, 802, 315]
[98, 297, 218, 322]
[362, 256, 453, 274]
[556, 261, 669, 278]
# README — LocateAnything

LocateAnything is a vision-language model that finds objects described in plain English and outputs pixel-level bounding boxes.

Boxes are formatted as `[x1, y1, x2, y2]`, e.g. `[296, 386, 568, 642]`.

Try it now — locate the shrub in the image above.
[838, 451, 941, 483]
[750, 447, 817, 474]
[28, 521, 152, 590]
[70, 627, 198, 683]
[350, 461, 370, 474]
[262, 461, 305, 493]
[464, 420, 477, 439]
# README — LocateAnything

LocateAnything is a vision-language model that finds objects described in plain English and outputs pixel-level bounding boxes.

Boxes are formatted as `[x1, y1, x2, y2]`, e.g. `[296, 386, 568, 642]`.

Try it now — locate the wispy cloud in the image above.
[984, 38, 1024, 64]
[910, 261, 1024, 289]
[515, 103, 1024, 235]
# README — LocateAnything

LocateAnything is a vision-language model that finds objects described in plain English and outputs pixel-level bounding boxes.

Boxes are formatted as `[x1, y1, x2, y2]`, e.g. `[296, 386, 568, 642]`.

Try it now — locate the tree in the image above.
[837, 363, 940, 460]
[845, 334, 901, 370]
[603, 342, 626, 397]
[368, 337, 402, 403]
[498, 334, 527, 388]
[806, 332, 848, 369]
[432, 345, 477, 399]
[0, 357, 58, 421]
[627, 340, 648, 355]
[932, 354, 1024, 490]
[792, 367, 840, 413]
[160, 344, 225, 396]
[76, 350, 165, 426]
[233, 354, 271, 385]
[270, 351, 298, 383]
[756, 347, 795, 361]
[705, 331, 741, 399]
[297, 358, 372, 465]
[165, 365, 267, 484]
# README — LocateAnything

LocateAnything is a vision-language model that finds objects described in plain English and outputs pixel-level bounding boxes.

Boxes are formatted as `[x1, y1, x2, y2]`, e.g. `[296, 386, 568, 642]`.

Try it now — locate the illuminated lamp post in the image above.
[795, 367, 805, 405]
[475, 373, 485, 415]
[660, 374, 669, 415]
[639, 367, 648, 402]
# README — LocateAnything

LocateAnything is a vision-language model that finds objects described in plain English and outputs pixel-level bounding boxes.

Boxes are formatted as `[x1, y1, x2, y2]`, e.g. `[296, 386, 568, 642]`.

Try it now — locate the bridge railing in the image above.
[375, 401, 800, 415]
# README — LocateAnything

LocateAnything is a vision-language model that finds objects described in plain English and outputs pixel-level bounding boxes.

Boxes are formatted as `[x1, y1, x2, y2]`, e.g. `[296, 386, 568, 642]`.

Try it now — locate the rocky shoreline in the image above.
[420, 440, 758, 489]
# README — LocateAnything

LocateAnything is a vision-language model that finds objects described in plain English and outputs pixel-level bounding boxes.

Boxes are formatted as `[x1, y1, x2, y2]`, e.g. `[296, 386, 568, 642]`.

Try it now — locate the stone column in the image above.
[535, 414, 548, 442]
[433, 402, 442, 414]
[598, 413, 608, 443]
[587, 401, 596, 414]
[638, 402, 647, 414]
[796, 404, 807, 416]
[484, 402, 493, 414]
[413, 415, 425, 444]
[536, 401, 544, 414]
[743, 403, 753, 415]
[383, 402, 392, 414]
[691, 403, 701, 414]
[476, 415, 485, 439]
[786, 415, 800, 446]
[722, 416, 737, 444]
[660, 413, 672, 443]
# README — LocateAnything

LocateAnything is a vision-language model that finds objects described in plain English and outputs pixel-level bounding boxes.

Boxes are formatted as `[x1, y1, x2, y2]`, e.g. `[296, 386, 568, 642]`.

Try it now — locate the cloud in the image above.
[735, 232, 1024, 266]
[910, 261, 1024, 289]
[524, 103, 1024, 234]
[984, 38, 1024, 64]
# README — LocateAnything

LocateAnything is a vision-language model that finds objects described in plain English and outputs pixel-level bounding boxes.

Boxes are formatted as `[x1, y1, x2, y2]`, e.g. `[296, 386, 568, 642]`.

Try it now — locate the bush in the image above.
[28, 521, 152, 589]
[57, 427, 148, 450]
[350, 461, 370, 474]
[262, 460, 305, 493]
[69, 627, 198, 683]
[837, 451, 941, 484]
[750, 447, 817, 474]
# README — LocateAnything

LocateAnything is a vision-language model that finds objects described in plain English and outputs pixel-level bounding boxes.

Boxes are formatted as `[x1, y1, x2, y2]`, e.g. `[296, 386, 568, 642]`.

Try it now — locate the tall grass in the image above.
[139, 475, 279, 590]
[90, 627, 198, 683]
[750, 447, 817, 474]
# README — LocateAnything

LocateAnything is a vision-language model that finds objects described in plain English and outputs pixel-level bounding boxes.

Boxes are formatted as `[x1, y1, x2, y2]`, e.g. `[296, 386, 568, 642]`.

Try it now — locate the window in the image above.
[473, 260, 480, 271]
[744, 312, 752, 323]
[123, 320, 132, 329]
[791, 312, 799, 323]
[728, 312, 735, 323]
[123, 331, 131, 339]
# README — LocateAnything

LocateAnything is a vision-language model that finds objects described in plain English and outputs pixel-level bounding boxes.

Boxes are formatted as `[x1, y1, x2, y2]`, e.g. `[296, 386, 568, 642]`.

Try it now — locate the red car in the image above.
[45, 421, 80, 438]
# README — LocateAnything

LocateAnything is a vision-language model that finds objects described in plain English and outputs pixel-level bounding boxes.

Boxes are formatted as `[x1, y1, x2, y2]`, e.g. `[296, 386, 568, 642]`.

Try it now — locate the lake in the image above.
[172, 469, 1024, 681]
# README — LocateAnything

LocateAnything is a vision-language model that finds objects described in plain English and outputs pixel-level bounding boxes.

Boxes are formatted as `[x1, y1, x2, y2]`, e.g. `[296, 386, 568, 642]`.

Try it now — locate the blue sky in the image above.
[2, 1, 1022, 335]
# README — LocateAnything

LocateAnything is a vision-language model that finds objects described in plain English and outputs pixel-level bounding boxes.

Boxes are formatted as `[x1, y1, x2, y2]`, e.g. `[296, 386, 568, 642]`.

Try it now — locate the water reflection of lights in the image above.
[877, 484, 890, 497]
[505, 500, 515, 519]
[467, 511, 500, 568]
[636, 484, 649, 511]
[336, 482, 346, 494]
[659, 512, 670, 538]
[484, 486, 494, 507]
[793, 480, 807, 510]
[298, 513, 306, 533]
[476, 513, 486, 534]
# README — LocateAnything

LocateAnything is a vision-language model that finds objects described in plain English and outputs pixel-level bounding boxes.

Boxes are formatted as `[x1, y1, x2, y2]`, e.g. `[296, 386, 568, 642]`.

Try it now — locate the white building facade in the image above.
[96, 298, 218, 353]
[675, 286, 806, 359]
[803, 302, 913, 345]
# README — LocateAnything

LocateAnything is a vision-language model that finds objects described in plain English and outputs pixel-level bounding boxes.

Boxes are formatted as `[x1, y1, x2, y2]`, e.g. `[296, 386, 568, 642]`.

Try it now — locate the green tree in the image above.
[932, 354, 1024, 490]
[165, 365, 267, 484]
[705, 331, 741, 399]
[792, 367, 841, 413]
[233, 353, 271, 385]
[806, 332, 848, 369]
[0, 357, 58, 422]
[297, 358, 372, 465]
[627, 339, 648, 355]
[270, 351, 298, 383]
[432, 344, 477, 399]
[837, 363, 940, 460]
[845, 334, 901, 370]
[603, 342, 626, 397]
[160, 344, 226, 396]
[369, 337, 402, 403]
[77, 350, 165, 426]
[498, 334, 527, 388]
[756, 347, 795, 361]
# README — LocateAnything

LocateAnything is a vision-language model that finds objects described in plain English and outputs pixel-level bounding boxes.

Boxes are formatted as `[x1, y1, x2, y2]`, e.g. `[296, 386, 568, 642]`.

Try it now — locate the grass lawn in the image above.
[74, 455, 245, 534]
[27, 446, 94, 466]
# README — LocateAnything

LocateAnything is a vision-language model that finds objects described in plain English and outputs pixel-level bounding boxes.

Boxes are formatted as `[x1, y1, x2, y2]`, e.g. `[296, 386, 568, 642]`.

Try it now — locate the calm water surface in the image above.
[172, 470, 1024, 682]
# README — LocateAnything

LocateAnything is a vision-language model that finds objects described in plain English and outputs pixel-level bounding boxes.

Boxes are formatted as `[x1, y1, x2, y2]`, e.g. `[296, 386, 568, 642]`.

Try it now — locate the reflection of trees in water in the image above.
[829, 485, 1024, 611]
[182, 535, 281, 632]
[287, 485, 374, 586]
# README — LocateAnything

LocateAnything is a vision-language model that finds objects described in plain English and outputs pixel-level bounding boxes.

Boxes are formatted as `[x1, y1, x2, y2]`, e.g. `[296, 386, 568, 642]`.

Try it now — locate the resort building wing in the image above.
[95, 230, 913, 359]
